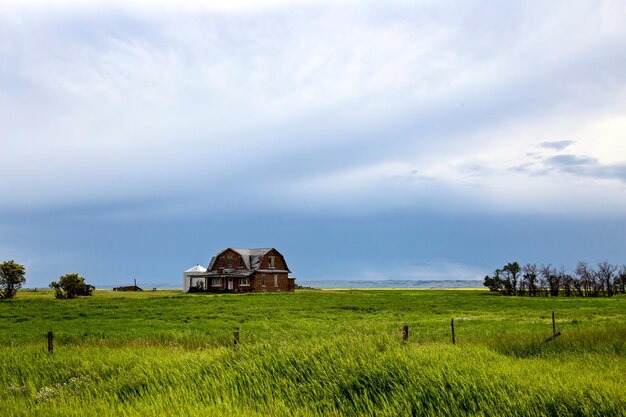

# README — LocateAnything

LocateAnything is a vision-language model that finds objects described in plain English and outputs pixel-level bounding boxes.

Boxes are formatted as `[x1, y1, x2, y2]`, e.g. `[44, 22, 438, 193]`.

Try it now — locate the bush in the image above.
[50, 273, 95, 299]
[0, 260, 26, 299]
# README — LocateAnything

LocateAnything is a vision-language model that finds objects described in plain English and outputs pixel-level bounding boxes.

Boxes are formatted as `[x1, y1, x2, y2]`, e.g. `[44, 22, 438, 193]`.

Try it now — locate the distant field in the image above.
[1, 289, 625, 416]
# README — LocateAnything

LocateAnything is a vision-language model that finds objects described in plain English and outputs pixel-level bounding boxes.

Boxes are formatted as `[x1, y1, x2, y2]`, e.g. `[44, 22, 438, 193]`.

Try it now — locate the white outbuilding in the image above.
[183, 264, 208, 292]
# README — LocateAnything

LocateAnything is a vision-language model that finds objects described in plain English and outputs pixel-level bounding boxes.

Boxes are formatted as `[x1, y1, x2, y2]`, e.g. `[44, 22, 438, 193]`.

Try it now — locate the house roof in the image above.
[207, 247, 290, 273]
[231, 248, 273, 256]
[185, 264, 207, 273]
[231, 248, 272, 270]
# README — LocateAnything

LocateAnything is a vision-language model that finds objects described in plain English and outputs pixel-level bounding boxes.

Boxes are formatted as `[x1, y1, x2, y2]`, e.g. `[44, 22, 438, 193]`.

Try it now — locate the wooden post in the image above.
[451, 319, 456, 345]
[544, 311, 562, 342]
[402, 325, 409, 343]
[233, 331, 240, 347]
[47, 331, 53, 354]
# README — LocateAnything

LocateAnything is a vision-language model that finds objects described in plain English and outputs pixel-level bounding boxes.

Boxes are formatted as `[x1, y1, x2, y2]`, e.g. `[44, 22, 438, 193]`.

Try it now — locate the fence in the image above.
[44, 311, 563, 352]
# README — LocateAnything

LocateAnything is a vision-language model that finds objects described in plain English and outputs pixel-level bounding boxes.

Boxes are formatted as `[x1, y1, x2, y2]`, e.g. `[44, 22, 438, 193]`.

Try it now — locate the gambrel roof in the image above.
[207, 247, 290, 273]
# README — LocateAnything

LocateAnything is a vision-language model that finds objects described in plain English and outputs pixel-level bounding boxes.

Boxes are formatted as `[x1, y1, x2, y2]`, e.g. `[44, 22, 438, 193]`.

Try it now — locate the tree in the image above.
[559, 268, 574, 297]
[575, 262, 597, 296]
[522, 264, 538, 296]
[483, 269, 503, 292]
[596, 261, 618, 297]
[485, 260, 625, 298]
[540, 264, 559, 297]
[571, 268, 585, 297]
[483, 262, 524, 295]
[50, 273, 95, 299]
[0, 260, 26, 299]
[500, 262, 521, 296]
[617, 265, 626, 295]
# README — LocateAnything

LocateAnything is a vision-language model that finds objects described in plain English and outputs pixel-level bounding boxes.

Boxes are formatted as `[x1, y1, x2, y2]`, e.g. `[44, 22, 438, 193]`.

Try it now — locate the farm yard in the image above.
[0, 289, 625, 416]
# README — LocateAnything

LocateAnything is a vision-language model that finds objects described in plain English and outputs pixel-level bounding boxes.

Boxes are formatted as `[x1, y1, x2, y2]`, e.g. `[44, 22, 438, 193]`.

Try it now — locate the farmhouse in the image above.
[183, 248, 295, 293]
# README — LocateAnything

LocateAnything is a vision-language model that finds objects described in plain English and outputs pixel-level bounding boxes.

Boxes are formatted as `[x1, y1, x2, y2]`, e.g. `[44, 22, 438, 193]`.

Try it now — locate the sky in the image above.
[1, 0, 626, 288]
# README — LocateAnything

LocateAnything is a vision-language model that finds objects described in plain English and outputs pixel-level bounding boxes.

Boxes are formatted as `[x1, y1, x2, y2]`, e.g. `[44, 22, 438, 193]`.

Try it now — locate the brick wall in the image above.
[251, 272, 291, 292]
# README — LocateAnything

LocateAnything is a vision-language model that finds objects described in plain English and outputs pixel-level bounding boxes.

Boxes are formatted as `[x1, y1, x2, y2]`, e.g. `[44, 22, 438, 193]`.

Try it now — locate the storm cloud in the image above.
[1, 0, 626, 286]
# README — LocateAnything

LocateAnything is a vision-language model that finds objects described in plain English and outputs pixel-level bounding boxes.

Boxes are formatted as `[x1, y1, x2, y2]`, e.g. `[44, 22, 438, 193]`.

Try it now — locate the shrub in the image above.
[0, 260, 26, 299]
[50, 273, 95, 299]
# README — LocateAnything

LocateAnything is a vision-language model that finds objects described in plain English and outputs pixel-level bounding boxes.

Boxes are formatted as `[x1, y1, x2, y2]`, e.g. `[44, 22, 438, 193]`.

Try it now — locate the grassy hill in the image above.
[1, 289, 624, 416]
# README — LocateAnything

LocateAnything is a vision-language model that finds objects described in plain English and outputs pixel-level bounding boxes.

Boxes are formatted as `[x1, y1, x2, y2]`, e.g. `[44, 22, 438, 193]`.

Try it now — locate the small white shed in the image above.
[183, 264, 207, 293]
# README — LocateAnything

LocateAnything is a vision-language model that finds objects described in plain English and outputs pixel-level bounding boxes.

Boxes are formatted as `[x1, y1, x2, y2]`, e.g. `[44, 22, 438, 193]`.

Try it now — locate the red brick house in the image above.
[183, 248, 295, 293]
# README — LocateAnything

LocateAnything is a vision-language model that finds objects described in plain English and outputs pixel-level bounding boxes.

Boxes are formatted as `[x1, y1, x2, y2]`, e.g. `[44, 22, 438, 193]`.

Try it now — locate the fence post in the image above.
[47, 331, 54, 354]
[233, 331, 240, 347]
[402, 325, 409, 343]
[544, 311, 562, 342]
[451, 319, 456, 345]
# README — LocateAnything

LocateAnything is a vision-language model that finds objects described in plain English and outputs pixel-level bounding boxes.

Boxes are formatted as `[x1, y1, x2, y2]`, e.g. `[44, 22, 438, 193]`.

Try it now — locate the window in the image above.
[240, 277, 250, 286]
[212, 278, 221, 287]
[262, 274, 266, 287]
[274, 274, 278, 287]
[268, 256, 275, 269]
[227, 258, 233, 268]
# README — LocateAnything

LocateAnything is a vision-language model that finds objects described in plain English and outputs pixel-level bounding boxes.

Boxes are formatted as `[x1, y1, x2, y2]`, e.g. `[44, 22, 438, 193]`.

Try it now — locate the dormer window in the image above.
[268, 256, 275, 269]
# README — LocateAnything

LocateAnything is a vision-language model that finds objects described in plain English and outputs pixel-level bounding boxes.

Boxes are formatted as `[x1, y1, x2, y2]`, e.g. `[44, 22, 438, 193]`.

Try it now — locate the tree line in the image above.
[0, 260, 94, 299]
[483, 261, 626, 297]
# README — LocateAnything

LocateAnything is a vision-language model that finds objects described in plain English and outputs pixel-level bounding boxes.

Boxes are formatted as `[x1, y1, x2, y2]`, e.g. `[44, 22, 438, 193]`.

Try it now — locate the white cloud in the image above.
[1, 0, 350, 13]
[1, 1, 626, 217]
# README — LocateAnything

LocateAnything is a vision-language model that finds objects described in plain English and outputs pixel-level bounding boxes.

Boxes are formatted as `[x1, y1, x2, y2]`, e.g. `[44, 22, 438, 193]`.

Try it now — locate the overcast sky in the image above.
[2, 0, 626, 287]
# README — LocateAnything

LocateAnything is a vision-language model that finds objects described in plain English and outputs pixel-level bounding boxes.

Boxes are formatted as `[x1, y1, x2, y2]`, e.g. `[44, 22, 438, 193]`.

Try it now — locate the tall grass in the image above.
[0, 290, 625, 416]
[1, 340, 624, 416]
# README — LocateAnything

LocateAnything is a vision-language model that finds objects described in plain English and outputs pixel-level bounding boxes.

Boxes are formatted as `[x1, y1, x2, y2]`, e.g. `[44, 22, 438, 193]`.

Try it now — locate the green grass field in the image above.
[1, 289, 625, 416]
